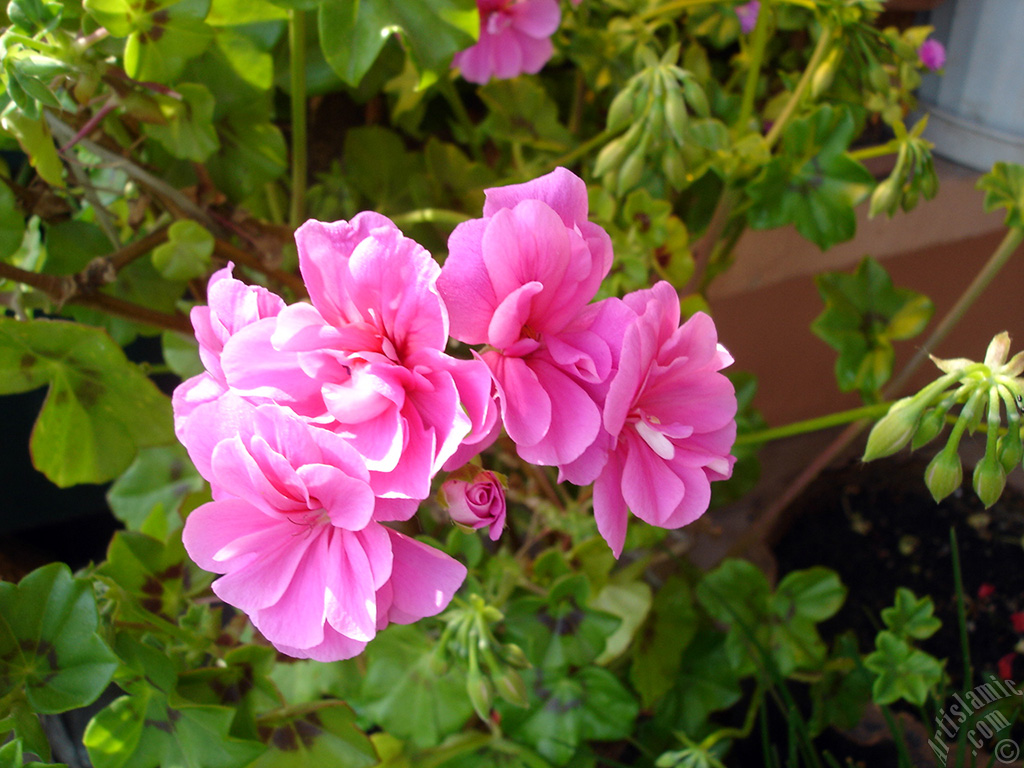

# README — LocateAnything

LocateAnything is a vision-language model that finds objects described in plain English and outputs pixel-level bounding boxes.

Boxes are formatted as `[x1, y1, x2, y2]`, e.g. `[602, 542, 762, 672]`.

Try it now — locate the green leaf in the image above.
[0, 113, 63, 188]
[143, 84, 220, 163]
[317, 0, 477, 87]
[504, 574, 621, 672]
[746, 105, 873, 250]
[977, 161, 1024, 229]
[107, 444, 204, 531]
[41, 220, 110, 276]
[808, 633, 874, 736]
[880, 588, 941, 641]
[592, 581, 652, 664]
[248, 703, 378, 768]
[652, 629, 742, 737]
[629, 575, 697, 708]
[122, 0, 213, 82]
[0, 738, 65, 768]
[84, 686, 266, 768]
[98, 531, 199, 620]
[0, 184, 26, 262]
[161, 331, 203, 379]
[695, 559, 770, 628]
[811, 256, 934, 397]
[864, 631, 944, 706]
[0, 317, 175, 486]
[0, 563, 118, 714]
[206, 0, 287, 25]
[341, 127, 424, 214]
[205, 120, 287, 202]
[355, 625, 474, 749]
[771, 567, 846, 623]
[478, 79, 573, 151]
[151, 221, 214, 281]
[503, 666, 638, 766]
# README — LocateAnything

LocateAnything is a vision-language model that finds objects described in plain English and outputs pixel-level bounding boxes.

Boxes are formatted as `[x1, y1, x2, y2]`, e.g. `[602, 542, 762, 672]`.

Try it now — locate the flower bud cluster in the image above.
[434, 595, 532, 720]
[863, 332, 1024, 507]
[595, 44, 710, 195]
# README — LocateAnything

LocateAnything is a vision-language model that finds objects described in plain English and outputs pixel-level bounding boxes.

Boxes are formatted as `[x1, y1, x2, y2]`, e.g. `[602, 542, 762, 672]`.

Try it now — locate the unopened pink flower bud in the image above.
[441, 470, 507, 541]
[736, 0, 760, 34]
[918, 39, 945, 71]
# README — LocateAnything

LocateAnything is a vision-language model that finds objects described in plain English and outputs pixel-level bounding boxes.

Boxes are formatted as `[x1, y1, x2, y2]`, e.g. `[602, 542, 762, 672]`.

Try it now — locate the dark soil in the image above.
[769, 453, 1024, 766]
[774, 453, 1024, 685]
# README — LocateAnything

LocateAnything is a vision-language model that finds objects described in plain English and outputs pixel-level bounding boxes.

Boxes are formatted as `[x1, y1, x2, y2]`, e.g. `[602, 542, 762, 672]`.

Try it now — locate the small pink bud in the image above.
[736, 0, 760, 34]
[441, 470, 507, 541]
[918, 39, 945, 71]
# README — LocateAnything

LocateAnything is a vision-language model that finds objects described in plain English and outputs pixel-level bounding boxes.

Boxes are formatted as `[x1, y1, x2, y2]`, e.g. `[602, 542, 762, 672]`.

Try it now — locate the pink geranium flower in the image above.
[172, 265, 285, 436]
[219, 213, 496, 514]
[593, 282, 737, 557]
[180, 394, 466, 660]
[438, 167, 621, 469]
[453, 0, 561, 84]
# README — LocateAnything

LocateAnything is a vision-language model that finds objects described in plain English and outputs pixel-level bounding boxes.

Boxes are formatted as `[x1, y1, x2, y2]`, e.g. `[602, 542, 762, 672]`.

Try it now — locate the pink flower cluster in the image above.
[174, 168, 737, 660]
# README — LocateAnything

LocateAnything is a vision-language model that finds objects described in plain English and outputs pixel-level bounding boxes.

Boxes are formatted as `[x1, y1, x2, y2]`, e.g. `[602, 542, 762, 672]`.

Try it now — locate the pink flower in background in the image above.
[453, 0, 561, 84]
[180, 395, 466, 661]
[593, 282, 737, 557]
[218, 214, 496, 513]
[441, 469, 507, 540]
[438, 167, 618, 468]
[735, 0, 760, 34]
[918, 38, 946, 71]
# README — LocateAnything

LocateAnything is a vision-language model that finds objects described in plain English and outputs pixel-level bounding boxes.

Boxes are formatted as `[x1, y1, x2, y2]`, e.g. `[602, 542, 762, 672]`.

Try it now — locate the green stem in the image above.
[734, 403, 893, 446]
[737, 0, 771, 129]
[390, 208, 472, 229]
[885, 226, 1024, 397]
[288, 9, 308, 229]
[548, 128, 616, 171]
[849, 140, 900, 162]
[638, 0, 718, 21]
[879, 706, 914, 768]
[950, 528, 972, 696]
[438, 76, 482, 160]
[764, 24, 834, 149]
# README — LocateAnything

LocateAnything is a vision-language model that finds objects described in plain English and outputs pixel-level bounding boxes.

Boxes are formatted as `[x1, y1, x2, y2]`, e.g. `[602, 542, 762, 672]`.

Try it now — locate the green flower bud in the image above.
[663, 82, 688, 146]
[925, 448, 962, 503]
[998, 425, 1023, 474]
[661, 151, 687, 190]
[863, 397, 926, 461]
[680, 76, 709, 119]
[607, 84, 639, 133]
[494, 668, 529, 708]
[617, 142, 647, 197]
[811, 46, 842, 99]
[466, 668, 493, 721]
[973, 454, 1006, 509]
[869, 178, 900, 219]
[500, 642, 529, 668]
[911, 407, 948, 450]
[595, 137, 630, 179]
